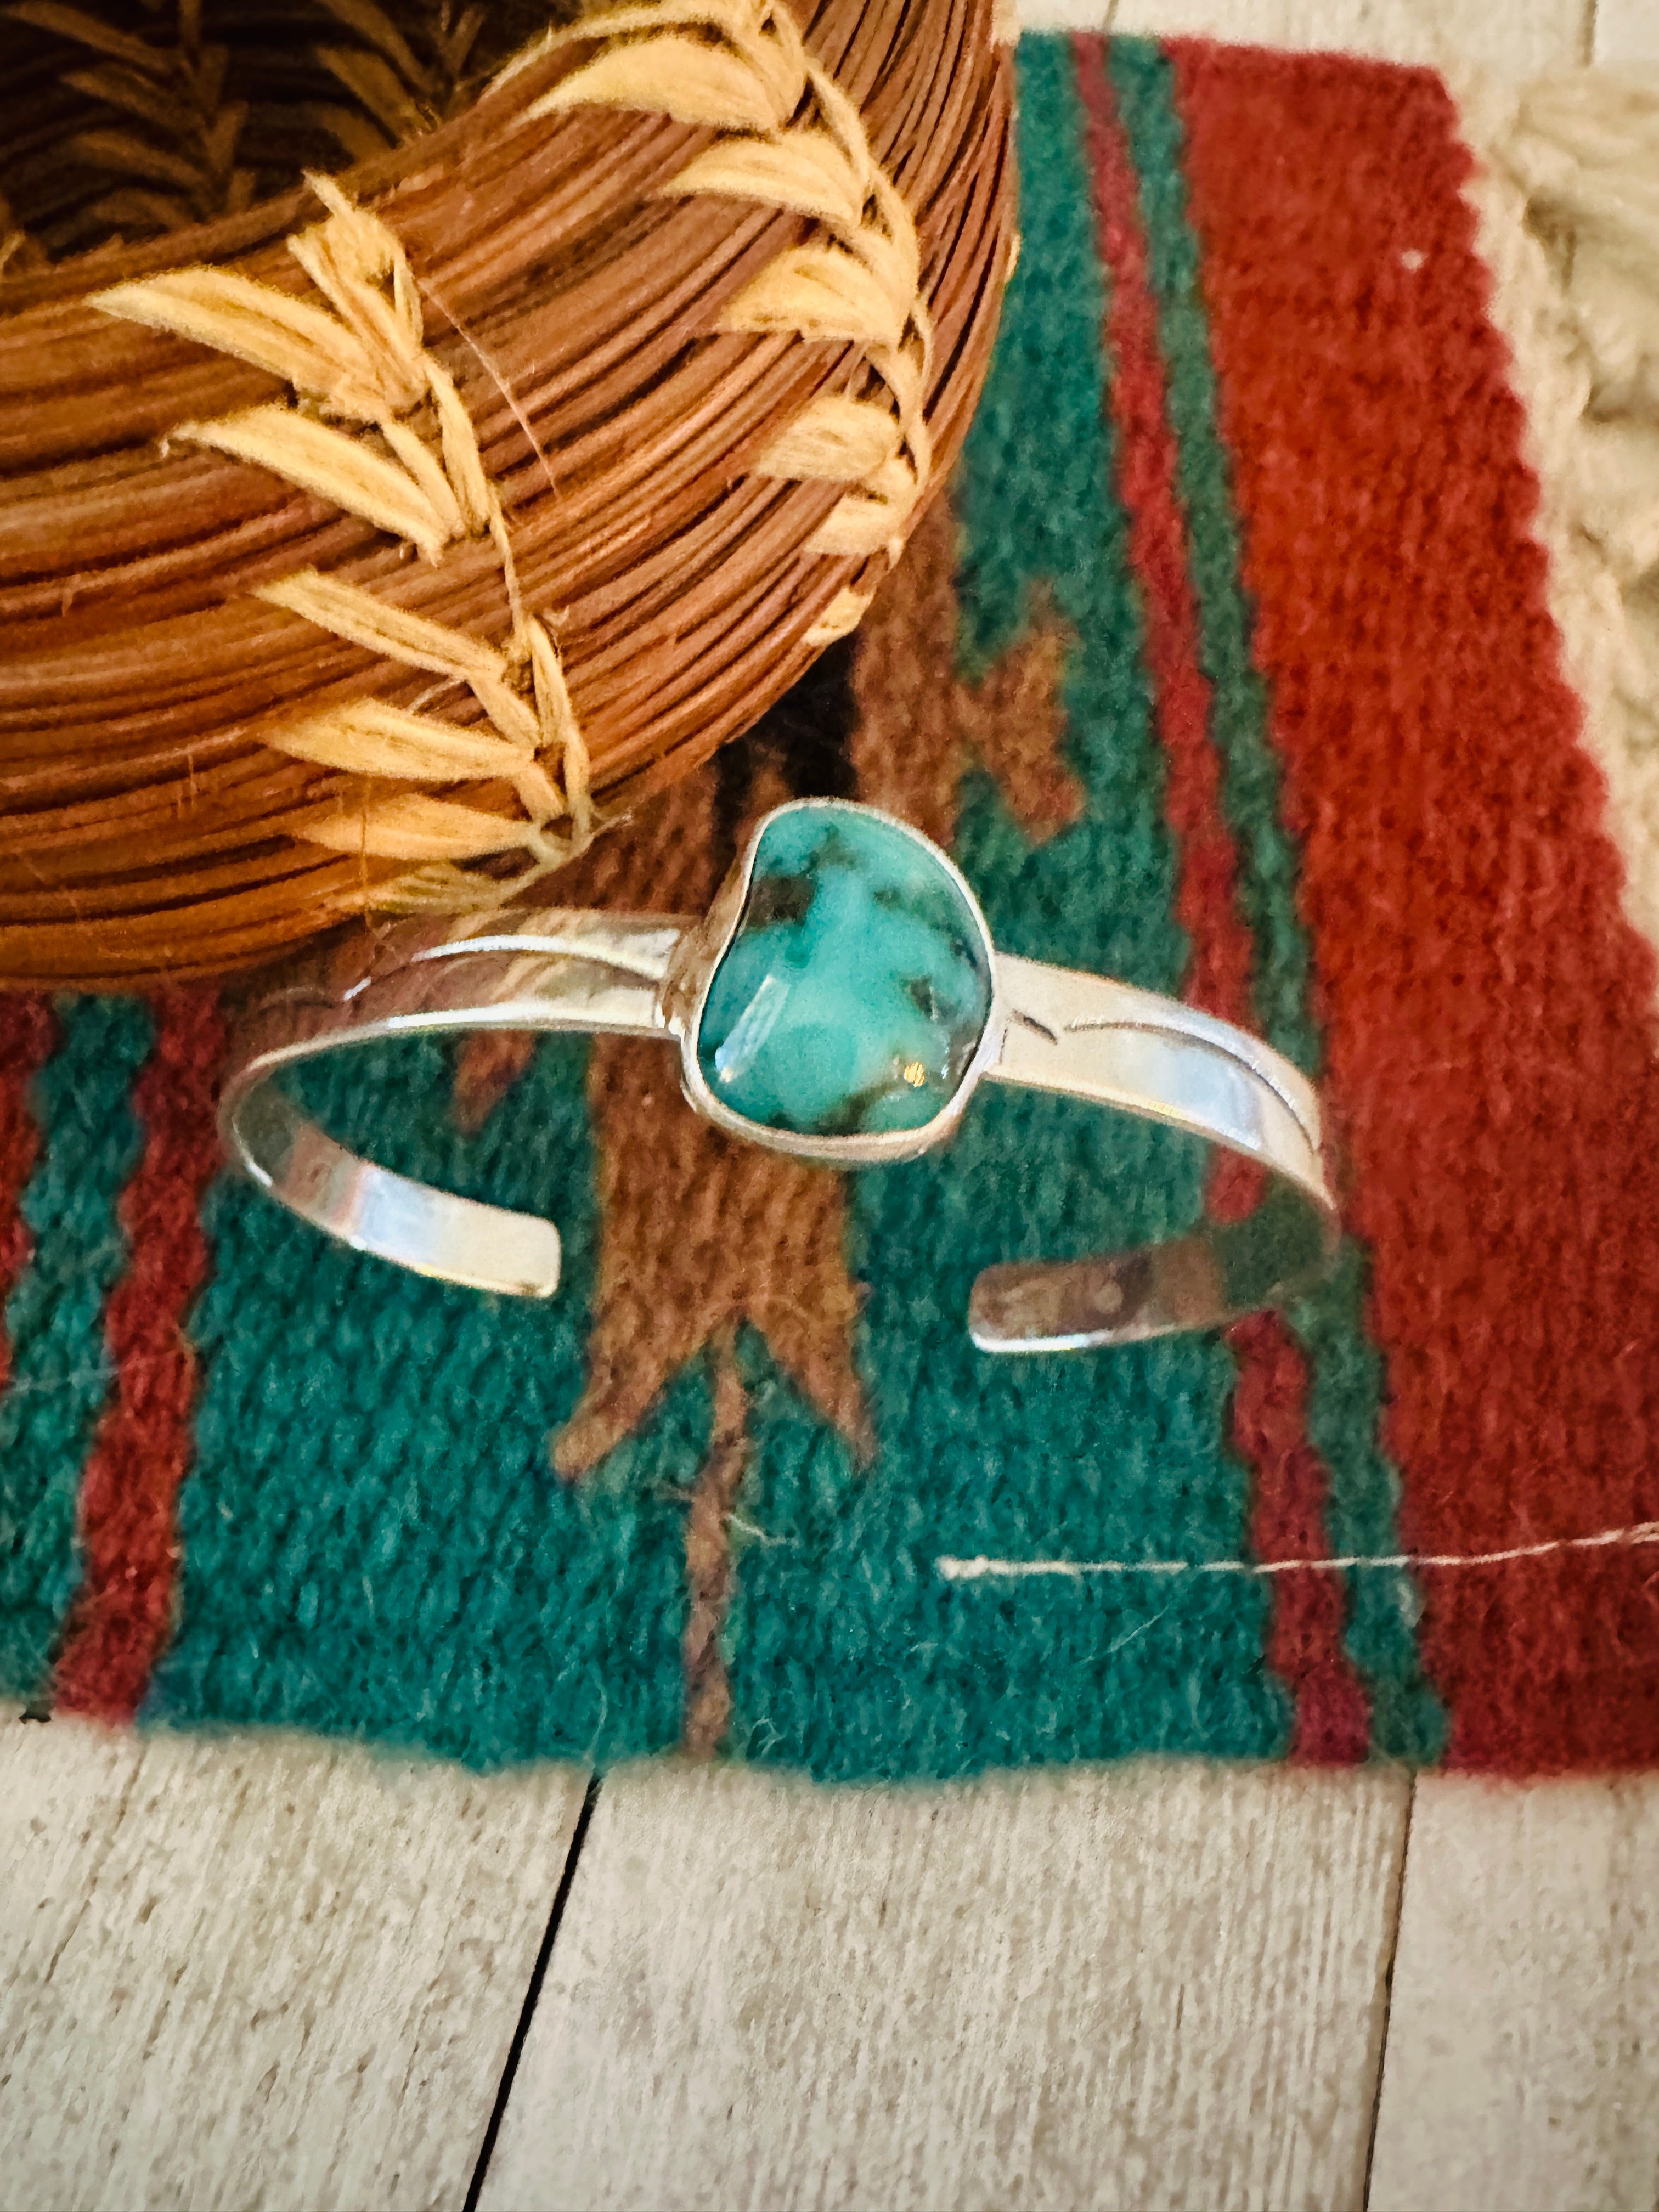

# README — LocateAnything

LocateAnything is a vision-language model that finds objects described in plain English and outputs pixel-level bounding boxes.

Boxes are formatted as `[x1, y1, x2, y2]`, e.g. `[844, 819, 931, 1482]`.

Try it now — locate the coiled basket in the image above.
[0, 0, 1014, 986]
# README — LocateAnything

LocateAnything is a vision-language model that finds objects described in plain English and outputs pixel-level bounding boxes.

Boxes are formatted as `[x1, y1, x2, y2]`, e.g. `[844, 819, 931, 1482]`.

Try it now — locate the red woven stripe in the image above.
[1076, 37, 1369, 1763]
[0, 995, 57, 1395]
[55, 989, 227, 1722]
[1173, 44, 1659, 1771]
[1226, 1311, 1370, 1762]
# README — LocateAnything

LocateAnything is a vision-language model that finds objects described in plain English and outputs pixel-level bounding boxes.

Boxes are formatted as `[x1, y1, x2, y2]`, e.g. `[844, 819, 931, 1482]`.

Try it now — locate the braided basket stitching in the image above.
[0, 0, 1013, 984]
[523, 0, 935, 568]
[98, 171, 592, 912]
[85, 0, 939, 910]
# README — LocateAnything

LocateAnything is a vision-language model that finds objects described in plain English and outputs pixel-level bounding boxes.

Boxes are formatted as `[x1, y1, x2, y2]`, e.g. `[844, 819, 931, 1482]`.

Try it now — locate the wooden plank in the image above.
[1596, 0, 1659, 63]
[1015, 0, 1589, 76]
[478, 1761, 1411, 2212]
[1369, 1775, 1659, 2212]
[0, 1710, 586, 2212]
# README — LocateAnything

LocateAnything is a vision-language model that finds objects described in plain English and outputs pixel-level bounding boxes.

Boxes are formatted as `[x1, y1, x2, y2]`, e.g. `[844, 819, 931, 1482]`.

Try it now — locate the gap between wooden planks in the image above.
[6, 2, 1649, 2209]
[1, 1713, 1410, 2212]
[1369, 1775, 1659, 2212]
[0, 1712, 586, 2212]
[476, 1760, 1412, 2212]
[9, 1713, 1659, 2212]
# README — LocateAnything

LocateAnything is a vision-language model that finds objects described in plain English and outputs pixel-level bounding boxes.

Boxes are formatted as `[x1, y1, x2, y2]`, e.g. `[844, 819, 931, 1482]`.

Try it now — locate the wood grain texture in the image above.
[0, 1711, 586, 2212]
[478, 1760, 1411, 2212]
[1016, 0, 1590, 75]
[1369, 1775, 1659, 2212]
[1595, 0, 1659, 63]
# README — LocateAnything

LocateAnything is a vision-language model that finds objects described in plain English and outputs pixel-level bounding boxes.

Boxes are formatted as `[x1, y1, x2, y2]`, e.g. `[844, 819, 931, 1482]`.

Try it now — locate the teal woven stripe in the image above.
[0, 997, 151, 1700]
[1112, 39, 1446, 1762]
[1106, 39, 1319, 1079]
[1296, 1243, 1447, 1760]
[723, 37, 1289, 1778]
[149, 1033, 690, 1767]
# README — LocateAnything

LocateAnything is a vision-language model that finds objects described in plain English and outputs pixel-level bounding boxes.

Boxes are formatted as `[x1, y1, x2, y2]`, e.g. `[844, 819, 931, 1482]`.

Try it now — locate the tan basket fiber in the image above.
[0, 0, 1014, 987]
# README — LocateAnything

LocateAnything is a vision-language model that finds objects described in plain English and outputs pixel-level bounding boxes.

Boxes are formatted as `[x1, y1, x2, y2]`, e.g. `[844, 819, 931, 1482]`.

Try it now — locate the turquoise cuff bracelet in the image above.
[219, 800, 1340, 1352]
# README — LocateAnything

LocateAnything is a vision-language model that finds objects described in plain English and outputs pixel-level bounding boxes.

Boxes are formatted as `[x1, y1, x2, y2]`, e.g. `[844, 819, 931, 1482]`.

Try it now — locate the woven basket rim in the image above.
[0, 20, 589, 315]
[0, 0, 1015, 989]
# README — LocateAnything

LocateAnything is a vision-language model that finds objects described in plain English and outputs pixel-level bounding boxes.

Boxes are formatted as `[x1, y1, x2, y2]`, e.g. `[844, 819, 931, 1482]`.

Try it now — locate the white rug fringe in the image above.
[1457, 64, 1659, 996]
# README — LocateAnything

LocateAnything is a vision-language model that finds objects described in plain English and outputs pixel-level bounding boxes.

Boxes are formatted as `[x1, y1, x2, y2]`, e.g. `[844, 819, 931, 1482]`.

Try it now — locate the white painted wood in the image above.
[479, 1760, 1411, 2212]
[0, 1711, 586, 2212]
[1369, 1775, 1659, 2212]
[1015, 0, 1589, 76]
[1596, 0, 1659, 63]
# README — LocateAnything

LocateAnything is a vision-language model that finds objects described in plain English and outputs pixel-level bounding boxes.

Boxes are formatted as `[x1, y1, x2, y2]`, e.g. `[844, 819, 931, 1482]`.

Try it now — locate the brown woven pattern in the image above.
[445, 489, 1083, 1746]
[0, 0, 1013, 986]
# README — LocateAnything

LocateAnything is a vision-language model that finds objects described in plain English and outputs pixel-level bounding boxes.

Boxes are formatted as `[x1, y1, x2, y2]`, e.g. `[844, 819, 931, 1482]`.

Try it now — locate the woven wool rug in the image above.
[3, 36, 1657, 1779]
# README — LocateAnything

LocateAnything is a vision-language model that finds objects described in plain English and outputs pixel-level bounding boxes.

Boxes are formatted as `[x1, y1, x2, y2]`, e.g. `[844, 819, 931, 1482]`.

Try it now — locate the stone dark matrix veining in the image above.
[695, 805, 994, 1140]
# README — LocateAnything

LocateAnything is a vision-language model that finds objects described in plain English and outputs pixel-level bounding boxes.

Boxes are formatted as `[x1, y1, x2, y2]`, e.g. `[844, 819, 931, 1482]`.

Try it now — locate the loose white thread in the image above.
[937, 1520, 1659, 1582]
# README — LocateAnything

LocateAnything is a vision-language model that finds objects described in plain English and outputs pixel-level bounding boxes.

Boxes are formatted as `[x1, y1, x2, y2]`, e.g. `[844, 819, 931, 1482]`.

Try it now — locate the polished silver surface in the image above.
[220, 812, 1340, 1348]
[221, 910, 682, 1297]
[971, 956, 1333, 1351]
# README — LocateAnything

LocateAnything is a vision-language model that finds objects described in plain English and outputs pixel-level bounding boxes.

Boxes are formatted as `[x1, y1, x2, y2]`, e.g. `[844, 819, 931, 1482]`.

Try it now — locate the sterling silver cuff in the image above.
[219, 799, 1339, 1352]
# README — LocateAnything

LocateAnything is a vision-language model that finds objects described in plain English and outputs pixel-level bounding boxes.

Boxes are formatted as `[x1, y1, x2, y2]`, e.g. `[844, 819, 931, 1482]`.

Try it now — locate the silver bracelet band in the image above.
[220, 802, 1338, 1352]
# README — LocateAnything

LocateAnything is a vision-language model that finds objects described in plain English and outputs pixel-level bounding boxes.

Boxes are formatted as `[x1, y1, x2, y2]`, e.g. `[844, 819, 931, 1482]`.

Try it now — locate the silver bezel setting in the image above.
[661, 798, 1006, 1168]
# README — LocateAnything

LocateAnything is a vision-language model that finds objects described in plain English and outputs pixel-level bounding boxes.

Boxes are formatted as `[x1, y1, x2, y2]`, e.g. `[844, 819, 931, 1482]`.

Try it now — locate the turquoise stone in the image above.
[695, 805, 994, 1141]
